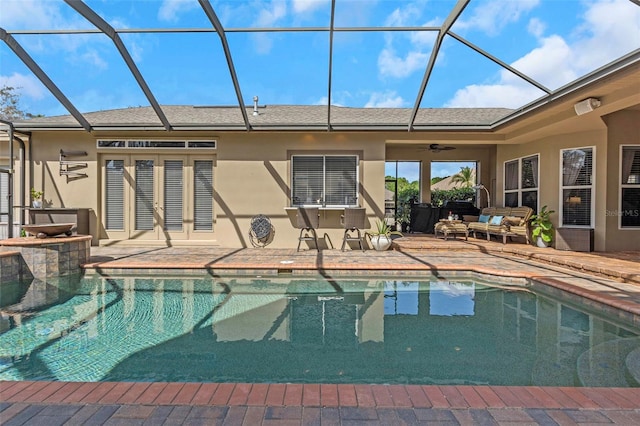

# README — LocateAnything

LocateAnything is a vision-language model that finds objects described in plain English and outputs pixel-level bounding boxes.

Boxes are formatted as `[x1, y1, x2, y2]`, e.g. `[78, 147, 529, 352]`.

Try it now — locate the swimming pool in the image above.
[1, 272, 638, 387]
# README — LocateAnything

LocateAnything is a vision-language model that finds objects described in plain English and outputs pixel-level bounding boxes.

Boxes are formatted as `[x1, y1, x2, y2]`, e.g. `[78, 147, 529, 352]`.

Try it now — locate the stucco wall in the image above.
[497, 129, 608, 250]
[29, 131, 99, 245]
[21, 131, 387, 249]
[214, 132, 386, 249]
[602, 110, 640, 252]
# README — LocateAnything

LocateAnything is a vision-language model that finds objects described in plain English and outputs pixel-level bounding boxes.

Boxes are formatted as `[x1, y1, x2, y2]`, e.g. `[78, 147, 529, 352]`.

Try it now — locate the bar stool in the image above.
[296, 207, 320, 251]
[341, 207, 366, 251]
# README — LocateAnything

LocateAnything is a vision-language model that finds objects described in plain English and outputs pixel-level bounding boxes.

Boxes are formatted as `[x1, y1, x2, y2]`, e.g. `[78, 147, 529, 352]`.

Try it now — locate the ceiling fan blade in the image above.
[428, 144, 456, 152]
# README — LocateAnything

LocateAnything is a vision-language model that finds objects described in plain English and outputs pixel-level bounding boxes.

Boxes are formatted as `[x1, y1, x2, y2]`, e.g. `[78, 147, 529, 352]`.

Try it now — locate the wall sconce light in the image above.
[473, 183, 490, 208]
[574, 97, 601, 115]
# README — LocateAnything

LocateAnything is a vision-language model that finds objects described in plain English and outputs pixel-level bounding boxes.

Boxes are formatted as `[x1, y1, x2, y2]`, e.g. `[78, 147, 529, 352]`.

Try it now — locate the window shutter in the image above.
[292, 156, 323, 205]
[105, 160, 124, 230]
[135, 160, 155, 231]
[194, 160, 213, 231]
[325, 156, 357, 205]
[164, 160, 183, 231]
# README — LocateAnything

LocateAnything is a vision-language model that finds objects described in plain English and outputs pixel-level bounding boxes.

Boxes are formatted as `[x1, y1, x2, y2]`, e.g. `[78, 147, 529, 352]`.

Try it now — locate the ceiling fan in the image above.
[422, 143, 456, 153]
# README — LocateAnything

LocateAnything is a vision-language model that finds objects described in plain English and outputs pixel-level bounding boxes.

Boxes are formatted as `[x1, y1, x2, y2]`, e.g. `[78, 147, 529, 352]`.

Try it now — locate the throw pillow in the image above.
[489, 215, 504, 225]
[504, 216, 523, 226]
[478, 214, 490, 223]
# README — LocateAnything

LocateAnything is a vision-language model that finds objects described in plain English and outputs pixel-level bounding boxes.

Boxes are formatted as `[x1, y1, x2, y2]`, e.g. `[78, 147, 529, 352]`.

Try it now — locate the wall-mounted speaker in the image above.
[574, 98, 601, 115]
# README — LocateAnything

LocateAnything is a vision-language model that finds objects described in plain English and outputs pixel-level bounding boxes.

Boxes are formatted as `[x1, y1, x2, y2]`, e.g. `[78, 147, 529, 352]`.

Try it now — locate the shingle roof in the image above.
[12, 105, 514, 131]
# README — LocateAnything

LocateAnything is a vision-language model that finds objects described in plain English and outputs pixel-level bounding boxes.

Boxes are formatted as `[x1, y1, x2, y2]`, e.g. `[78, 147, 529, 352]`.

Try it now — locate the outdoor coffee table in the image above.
[434, 219, 469, 241]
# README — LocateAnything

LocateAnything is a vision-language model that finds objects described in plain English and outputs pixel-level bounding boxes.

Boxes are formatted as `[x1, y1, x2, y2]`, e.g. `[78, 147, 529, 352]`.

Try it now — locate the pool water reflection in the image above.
[0, 273, 638, 387]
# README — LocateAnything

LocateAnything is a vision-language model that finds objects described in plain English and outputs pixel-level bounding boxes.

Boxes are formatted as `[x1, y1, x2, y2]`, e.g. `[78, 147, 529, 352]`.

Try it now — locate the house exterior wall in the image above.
[6, 107, 638, 252]
[212, 132, 386, 249]
[29, 131, 99, 245]
[602, 109, 640, 252]
[497, 114, 640, 252]
[21, 131, 387, 249]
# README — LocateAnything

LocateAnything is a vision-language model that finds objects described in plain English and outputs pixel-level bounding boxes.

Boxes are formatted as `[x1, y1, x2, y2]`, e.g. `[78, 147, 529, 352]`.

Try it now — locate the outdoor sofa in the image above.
[465, 206, 534, 244]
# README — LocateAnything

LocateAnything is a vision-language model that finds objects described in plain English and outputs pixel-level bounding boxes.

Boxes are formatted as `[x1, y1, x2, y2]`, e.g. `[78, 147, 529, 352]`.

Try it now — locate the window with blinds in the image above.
[561, 147, 593, 227]
[105, 159, 125, 230]
[621, 145, 640, 228]
[163, 160, 183, 231]
[135, 160, 155, 231]
[503, 155, 538, 211]
[194, 160, 213, 231]
[291, 155, 358, 206]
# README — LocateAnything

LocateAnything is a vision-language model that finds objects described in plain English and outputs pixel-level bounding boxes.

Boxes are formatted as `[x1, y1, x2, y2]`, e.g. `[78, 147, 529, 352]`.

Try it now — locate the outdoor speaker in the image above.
[574, 98, 601, 115]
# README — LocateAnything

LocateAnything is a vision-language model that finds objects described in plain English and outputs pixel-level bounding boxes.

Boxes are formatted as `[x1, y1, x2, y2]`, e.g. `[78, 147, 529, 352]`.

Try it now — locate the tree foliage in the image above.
[451, 166, 474, 188]
[0, 85, 41, 121]
[385, 176, 419, 224]
[431, 187, 476, 207]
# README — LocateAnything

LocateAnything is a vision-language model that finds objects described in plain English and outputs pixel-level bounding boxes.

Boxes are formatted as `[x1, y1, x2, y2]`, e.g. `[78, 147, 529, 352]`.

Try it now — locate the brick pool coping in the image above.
[2, 381, 640, 410]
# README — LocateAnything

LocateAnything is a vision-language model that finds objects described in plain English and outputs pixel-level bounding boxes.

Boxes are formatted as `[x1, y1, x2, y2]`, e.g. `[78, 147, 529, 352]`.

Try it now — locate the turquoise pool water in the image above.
[1, 273, 638, 386]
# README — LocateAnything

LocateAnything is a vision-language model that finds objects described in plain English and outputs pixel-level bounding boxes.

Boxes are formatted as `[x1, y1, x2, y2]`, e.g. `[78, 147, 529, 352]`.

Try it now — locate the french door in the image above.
[102, 154, 214, 241]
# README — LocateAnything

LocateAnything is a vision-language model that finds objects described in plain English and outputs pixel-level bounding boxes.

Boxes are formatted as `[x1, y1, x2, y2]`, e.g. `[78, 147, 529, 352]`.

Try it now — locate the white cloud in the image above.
[256, 1, 288, 26]
[455, 0, 540, 35]
[365, 91, 406, 108]
[378, 48, 429, 78]
[445, 0, 640, 107]
[158, 0, 199, 22]
[0, 73, 47, 100]
[384, 2, 423, 27]
[377, 2, 439, 79]
[527, 18, 546, 38]
[506, 35, 577, 89]
[571, 0, 640, 72]
[445, 83, 542, 108]
[0, 0, 65, 29]
[250, 1, 288, 54]
[79, 50, 109, 71]
[292, 0, 327, 14]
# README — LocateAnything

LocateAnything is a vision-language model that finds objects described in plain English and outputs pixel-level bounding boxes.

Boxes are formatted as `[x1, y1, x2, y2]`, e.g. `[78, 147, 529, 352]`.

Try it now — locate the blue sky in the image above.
[1, 0, 638, 117]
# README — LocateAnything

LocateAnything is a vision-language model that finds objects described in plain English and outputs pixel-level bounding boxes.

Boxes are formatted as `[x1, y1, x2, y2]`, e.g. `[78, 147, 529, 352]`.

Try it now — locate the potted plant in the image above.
[368, 218, 403, 251]
[395, 202, 411, 232]
[31, 188, 44, 208]
[531, 205, 555, 248]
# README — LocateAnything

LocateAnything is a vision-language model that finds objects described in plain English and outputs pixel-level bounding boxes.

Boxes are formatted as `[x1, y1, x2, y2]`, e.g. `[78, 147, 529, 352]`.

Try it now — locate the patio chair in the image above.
[249, 214, 273, 247]
[296, 207, 320, 251]
[340, 207, 366, 251]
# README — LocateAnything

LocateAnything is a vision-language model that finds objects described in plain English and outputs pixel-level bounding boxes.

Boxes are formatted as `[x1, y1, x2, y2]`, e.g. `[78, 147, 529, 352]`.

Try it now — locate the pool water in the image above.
[1, 273, 638, 387]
